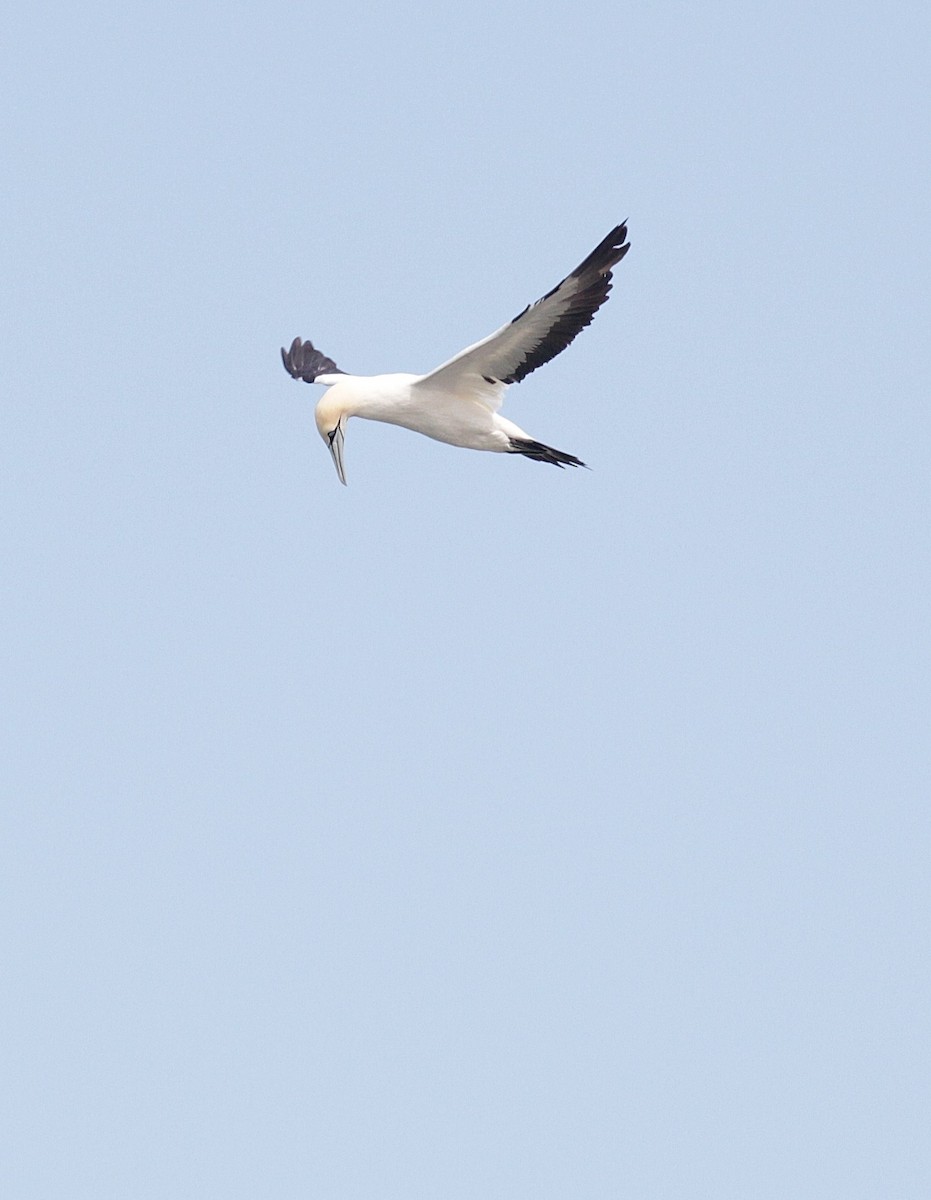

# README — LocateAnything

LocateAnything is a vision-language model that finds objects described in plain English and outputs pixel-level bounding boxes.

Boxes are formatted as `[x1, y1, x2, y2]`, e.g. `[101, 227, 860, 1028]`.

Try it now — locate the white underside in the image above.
[316, 372, 530, 453]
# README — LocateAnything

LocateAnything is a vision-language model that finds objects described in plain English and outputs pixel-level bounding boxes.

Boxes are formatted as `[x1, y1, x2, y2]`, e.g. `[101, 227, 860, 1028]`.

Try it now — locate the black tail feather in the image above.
[507, 437, 587, 469]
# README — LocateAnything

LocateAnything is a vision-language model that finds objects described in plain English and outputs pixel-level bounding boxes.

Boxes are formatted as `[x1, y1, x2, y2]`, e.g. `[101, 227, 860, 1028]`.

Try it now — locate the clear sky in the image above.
[3, 2, 930, 1196]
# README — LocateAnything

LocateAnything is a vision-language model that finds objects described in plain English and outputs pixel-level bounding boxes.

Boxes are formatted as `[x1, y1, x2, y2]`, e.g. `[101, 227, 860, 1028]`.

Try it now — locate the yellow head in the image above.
[314, 388, 352, 485]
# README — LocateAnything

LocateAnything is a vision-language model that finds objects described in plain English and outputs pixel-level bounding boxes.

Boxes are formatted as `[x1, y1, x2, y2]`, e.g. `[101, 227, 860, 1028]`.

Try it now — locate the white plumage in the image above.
[281, 222, 630, 485]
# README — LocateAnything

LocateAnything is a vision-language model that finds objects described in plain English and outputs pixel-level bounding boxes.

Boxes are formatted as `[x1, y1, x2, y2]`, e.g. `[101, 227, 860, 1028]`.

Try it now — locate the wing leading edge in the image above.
[418, 222, 630, 393]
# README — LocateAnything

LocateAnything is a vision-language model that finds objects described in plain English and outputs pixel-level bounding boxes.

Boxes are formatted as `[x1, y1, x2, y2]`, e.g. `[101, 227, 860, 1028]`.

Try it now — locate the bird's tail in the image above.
[507, 437, 587, 469]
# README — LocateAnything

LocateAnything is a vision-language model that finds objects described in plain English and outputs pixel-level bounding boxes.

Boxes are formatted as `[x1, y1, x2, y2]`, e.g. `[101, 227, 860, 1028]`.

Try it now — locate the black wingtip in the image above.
[507, 437, 587, 469]
[281, 337, 304, 379]
[572, 221, 630, 279]
[280, 337, 344, 383]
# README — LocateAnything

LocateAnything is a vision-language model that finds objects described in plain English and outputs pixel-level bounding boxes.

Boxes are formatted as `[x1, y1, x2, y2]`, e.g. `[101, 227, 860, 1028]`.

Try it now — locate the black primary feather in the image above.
[503, 222, 630, 384]
[280, 337, 345, 382]
[507, 437, 586, 469]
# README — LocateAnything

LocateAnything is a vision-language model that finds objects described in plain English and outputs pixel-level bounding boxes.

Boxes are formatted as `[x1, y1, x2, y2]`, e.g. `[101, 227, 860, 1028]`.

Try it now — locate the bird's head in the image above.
[314, 391, 350, 486]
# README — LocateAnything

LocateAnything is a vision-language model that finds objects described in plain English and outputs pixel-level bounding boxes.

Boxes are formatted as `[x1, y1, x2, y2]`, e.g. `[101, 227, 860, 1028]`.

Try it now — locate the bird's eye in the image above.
[327, 428, 338, 445]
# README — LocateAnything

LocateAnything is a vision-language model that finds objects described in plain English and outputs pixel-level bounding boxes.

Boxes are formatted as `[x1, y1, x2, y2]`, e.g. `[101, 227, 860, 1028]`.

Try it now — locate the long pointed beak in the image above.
[328, 423, 347, 485]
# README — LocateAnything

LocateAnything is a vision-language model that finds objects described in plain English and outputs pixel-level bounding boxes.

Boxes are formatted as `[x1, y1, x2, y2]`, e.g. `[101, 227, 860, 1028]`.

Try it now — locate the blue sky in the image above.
[3, 2, 930, 1196]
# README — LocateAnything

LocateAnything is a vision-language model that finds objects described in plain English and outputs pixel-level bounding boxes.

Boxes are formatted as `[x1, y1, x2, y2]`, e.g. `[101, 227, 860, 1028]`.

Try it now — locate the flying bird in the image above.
[281, 222, 630, 485]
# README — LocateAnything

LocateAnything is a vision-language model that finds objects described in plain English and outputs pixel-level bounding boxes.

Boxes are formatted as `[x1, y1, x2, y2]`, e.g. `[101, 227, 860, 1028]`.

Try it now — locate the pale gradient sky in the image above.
[3, 2, 930, 1197]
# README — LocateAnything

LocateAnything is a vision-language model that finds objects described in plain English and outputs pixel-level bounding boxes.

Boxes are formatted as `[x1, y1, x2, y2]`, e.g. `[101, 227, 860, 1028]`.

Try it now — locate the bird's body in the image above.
[314, 373, 522, 452]
[282, 222, 630, 484]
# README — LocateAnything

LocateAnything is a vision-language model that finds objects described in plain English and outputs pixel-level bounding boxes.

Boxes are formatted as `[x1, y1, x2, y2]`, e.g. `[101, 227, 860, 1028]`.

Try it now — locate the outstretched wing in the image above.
[417, 223, 630, 399]
[280, 337, 345, 383]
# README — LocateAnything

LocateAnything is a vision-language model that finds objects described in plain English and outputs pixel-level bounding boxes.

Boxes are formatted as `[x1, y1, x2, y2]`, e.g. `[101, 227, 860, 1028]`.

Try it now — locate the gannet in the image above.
[281, 222, 630, 485]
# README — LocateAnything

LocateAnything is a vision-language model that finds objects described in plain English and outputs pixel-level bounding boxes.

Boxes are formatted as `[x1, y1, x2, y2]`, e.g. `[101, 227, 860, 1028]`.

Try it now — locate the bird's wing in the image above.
[281, 337, 345, 382]
[415, 223, 630, 406]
